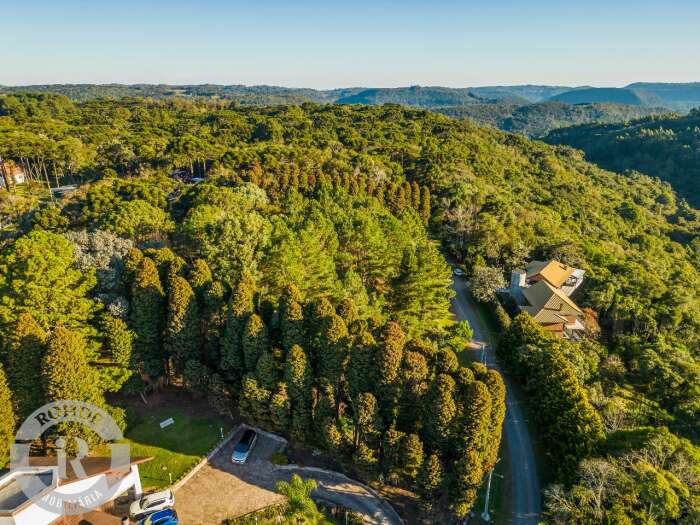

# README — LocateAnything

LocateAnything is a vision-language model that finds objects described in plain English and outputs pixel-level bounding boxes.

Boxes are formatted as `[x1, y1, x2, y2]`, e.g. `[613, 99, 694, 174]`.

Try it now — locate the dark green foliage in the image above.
[255, 348, 279, 391]
[130, 257, 165, 380]
[242, 314, 269, 374]
[417, 454, 444, 511]
[279, 285, 304, 352]
[500, 314, 605, 481]
[0, 364, 16, 467]
[165, 275, 201, 372]
[546, 110, 700, 206]
[284, 345, 313, 440]
[438, 101, 663, 137]
[7, 313, 46, 419]
[220, 272, 256, 385]
[423, 374, 457, 451]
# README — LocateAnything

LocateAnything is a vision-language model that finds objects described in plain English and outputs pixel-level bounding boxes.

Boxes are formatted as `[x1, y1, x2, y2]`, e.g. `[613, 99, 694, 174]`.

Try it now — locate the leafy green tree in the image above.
[42, 326, 103, 404]
[255, 348, 279, 391]
[7, 313, 46, 419]
[0, 230, 98, 333]
[220, 271, 256, 384]
[377, 322, 405, 423]
[239, 376, 271, 425]
[275, 474, 330, 525]
[419, 186, 431, 224]
[317, 314, 348, 394]
[101, 199, 174, 241]
[470, 265, 506, 303]
[279, 285, 305, 352]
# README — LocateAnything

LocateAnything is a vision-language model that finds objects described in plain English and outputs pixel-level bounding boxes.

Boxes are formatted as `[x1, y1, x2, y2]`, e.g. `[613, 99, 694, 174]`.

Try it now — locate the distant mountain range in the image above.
[2, 82, 699, 110]
[1, 82, 698, 137]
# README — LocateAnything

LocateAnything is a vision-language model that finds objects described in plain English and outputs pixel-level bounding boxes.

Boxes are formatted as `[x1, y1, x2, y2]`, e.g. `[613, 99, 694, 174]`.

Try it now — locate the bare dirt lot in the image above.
[174, 425, 403, 525]
[173, 426, 286, 524]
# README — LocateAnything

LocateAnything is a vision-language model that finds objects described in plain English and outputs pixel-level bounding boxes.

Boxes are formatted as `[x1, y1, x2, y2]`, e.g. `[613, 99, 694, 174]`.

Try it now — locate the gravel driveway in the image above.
[174, 425, 402, 525]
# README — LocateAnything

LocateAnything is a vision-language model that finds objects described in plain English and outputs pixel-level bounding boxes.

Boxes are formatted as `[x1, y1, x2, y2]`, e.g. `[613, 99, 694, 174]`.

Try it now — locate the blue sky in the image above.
[2, 0, 699, 88]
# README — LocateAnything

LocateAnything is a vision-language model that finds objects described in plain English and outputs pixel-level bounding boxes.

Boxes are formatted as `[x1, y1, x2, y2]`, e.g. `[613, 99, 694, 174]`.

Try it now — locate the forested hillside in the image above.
[0, 94, 699, 523]
[435, 101, 663, 137]
[548, 87, 665, 107]
[546, 109, 700, 207]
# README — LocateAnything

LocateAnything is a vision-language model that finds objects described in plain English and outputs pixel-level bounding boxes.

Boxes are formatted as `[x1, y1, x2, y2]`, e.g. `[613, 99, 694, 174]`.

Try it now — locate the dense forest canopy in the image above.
[0, 93, 699, 523]
[435, 101, 665, 137]
[546, 109, 700, 207]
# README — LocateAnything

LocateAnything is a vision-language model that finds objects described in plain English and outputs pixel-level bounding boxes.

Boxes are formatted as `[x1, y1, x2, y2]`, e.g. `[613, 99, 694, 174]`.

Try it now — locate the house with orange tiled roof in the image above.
[510, 260, 586, 339]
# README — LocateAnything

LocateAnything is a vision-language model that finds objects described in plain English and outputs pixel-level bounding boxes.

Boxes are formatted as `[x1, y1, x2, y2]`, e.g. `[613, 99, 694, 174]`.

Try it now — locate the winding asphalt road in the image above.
[451, 277, 542, 524]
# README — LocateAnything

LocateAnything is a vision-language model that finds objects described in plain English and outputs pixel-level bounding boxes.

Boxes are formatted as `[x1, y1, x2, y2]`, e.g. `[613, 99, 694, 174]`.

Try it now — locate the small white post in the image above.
[220, 426, 224, 439]
[169, 472, 173, 486]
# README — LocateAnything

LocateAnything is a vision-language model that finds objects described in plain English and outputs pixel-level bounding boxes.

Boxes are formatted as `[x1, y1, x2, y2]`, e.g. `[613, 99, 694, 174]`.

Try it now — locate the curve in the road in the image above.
[275, 465, 404, 525]
[451, 278, 542, 524]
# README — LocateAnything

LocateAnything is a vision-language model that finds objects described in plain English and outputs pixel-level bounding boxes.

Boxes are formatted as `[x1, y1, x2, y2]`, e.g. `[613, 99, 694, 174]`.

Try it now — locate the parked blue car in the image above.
[138, 508, 179, 525]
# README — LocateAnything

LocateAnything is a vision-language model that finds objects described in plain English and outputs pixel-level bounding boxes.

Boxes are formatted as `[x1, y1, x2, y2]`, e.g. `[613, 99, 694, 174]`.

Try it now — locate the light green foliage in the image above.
[181, 184, 272, 284]
[390, 245, 454, 335]
[469, 265, 506, 303]
[101, 199, 174, 241]
[275, 474, 330, 524]
[42, 326, 103, 405]
[99, 314, 134, 392]
[0, 230, 98, 333]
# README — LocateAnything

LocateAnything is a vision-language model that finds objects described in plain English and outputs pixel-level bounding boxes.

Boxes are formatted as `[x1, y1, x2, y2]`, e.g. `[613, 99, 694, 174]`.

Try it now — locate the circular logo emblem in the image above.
[10, 400, 131, 516]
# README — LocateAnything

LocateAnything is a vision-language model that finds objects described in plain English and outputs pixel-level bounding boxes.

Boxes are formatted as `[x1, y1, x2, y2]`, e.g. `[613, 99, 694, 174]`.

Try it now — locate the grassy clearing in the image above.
[98, 403, 235, 489]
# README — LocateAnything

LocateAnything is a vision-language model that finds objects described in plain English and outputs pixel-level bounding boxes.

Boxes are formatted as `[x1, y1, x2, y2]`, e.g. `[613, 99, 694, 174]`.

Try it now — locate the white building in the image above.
[0, 457, 151, 525]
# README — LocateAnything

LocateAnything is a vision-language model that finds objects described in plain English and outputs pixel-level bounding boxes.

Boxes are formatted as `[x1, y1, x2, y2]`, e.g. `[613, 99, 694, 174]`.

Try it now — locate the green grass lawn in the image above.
[99, 405, 235, 489]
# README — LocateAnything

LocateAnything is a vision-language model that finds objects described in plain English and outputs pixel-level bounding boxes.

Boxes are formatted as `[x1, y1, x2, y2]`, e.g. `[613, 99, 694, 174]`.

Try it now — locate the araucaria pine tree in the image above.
[242, 314, 269, 374]
[165, 274, 201, 374]
[0, 364, 16, 468]
[284, 344, 313, 439]
[130, 257, 165, 380]
[220, 272, 256, 385]
[7, 312, 46, 419]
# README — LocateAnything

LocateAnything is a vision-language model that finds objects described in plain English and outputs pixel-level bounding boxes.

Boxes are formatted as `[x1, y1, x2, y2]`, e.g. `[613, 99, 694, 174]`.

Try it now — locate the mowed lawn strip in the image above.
[101, 407, 234, 490]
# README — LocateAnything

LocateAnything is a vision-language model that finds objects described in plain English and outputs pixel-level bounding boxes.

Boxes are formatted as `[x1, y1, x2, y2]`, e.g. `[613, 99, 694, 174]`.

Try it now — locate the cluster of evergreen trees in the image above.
[0, 167, 502, 519]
